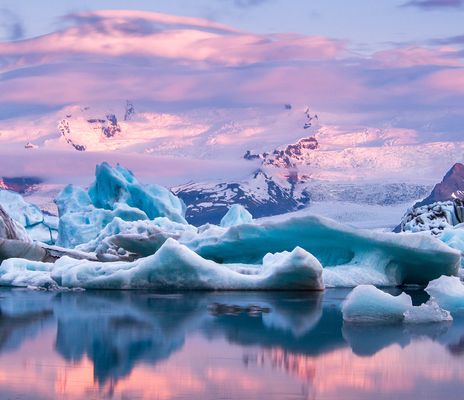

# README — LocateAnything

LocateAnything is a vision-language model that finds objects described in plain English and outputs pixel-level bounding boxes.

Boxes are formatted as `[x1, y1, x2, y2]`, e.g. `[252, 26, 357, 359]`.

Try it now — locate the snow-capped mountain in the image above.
[1, 100, 463, 227]
[173, 170, 305, 226]
[415, 163, 464, 207]
[0, 177, 42, 194]
[173, 132, 434, 225]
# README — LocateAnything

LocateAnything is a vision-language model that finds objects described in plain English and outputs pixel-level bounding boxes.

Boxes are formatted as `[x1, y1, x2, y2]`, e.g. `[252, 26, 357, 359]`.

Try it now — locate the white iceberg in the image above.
[220, 204, 253, 227]
[342, 285, 452, 324]
[0, 239, 324, 291]
[403, 300, 452, 323]
[426, 275, 464, 312]
[342, 285, 412, 323]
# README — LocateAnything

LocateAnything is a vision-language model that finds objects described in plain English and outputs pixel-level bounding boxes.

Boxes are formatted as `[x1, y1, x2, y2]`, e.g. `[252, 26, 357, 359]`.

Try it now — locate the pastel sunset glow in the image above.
[0, 0, 463, 184]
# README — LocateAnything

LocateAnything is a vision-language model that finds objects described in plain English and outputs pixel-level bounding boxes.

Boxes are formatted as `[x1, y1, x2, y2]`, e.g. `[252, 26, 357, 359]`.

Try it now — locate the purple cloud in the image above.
[402, 0, 464, 9]
[0, 8, 24, 41]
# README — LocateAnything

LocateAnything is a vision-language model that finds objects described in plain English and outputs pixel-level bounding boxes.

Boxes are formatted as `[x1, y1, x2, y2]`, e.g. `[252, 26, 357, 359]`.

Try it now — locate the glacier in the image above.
[342, 284, 452, 323]
[0, 239, 324, 290]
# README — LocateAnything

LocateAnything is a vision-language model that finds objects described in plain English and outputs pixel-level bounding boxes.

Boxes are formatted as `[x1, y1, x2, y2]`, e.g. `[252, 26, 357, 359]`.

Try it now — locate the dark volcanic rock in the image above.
[415, 163, 464, 207]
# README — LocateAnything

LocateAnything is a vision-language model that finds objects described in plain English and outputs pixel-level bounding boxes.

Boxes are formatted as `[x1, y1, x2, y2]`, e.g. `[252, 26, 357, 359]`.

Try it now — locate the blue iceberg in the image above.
[56, 163, 187, 248]
[0, 189, 58, 244]
[220, 204, 253, 227]
[0, 239, 324, 290]
[186, 212, 460, 286]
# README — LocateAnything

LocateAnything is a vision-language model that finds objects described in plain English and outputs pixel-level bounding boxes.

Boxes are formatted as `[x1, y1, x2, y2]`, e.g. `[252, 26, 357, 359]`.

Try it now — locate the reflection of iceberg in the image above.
[0, 290, 54, 353]
[1, 288, 464, 386]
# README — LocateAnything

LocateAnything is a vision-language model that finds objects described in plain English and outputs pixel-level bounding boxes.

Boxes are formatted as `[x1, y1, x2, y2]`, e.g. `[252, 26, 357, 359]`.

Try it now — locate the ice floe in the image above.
[426, 275, 464, 312]
[0, 239, 324, 290]
[343, 284, 452, 324]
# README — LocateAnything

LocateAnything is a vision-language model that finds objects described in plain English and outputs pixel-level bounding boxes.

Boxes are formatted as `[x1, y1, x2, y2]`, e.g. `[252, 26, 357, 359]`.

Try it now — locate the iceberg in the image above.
[89, 163, 186, 222]
[403, 301, 452, 323]
[342, 285, 452, 324]
[0, 204, 30, 242]
[342, 285, 412, 323]
[56, 163, 187, 248]
[0, 239, 324, 291]
[220, 204, 253, 227]
[426, 275, 464, 312]
[76, 217, 198, 261]
[439, 227, 464, 268]
[0, 190, 58, 244]
[186, 212, 460, 286]
[67, 210, 460, 287]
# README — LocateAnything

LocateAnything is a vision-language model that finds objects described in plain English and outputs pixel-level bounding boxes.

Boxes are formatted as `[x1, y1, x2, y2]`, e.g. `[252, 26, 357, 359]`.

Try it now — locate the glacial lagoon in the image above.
[1, 288, 463, 400]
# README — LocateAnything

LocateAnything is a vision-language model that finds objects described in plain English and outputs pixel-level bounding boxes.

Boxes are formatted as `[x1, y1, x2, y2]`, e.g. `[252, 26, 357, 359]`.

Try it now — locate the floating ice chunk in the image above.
[426, 275, 464, 312]
[76, 217, 198, 261]
[0, 239, 324, 291]
[403, 300, 452, 323]
[323, 265, 393, 287]
[0, 258, 56, 289]
[220, 204, 253, 227]
[57, 203, 148, 248]
[342, 285, 412, 323]
[186, 212, 460, 286]
[0, 190, 43, 227]
[88, 163, 186, 223]
[56, 163, 188, 247]
[0, 190, 57, 244]
[0, 205, 31, 242]
[440, 228, 464, 268]
[55, 185, 93, 216]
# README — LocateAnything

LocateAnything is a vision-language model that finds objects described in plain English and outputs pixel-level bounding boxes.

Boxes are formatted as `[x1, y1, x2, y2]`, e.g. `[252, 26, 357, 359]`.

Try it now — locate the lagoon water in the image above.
[1, 288, 463, 400]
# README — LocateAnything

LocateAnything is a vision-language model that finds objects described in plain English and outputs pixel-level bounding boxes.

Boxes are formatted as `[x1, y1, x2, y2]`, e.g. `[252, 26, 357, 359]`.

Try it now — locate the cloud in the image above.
[0, 8, 24, 41]
[430, 34, 464, 45]
[0, 8, 463, 167]
[402, 0, 464, 9]
[222, 0, 272, 7]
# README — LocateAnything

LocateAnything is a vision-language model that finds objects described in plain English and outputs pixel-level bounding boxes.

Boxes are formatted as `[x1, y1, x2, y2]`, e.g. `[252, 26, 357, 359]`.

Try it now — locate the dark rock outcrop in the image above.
[415, 163, 464, 207]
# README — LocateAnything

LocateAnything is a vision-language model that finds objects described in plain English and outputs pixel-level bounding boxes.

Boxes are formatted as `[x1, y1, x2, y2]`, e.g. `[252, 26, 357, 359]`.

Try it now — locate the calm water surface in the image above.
[0, 288, 463, 400]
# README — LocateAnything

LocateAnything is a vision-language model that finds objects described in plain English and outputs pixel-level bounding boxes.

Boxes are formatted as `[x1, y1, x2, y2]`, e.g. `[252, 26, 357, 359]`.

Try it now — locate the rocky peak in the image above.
[415, 163, 464, 207]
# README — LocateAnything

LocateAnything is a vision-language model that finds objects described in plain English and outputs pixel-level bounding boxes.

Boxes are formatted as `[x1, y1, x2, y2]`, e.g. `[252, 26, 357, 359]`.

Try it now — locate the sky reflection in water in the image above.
[1, 288, 464, 399]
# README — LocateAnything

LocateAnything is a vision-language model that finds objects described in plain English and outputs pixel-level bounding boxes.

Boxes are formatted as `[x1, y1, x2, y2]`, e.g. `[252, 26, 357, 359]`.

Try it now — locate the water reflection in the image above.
[0, 288, 463, 399]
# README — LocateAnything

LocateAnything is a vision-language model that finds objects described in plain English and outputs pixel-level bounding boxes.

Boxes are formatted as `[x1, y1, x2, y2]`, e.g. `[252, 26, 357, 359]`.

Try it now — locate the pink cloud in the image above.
[372, 46, 461, 68]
